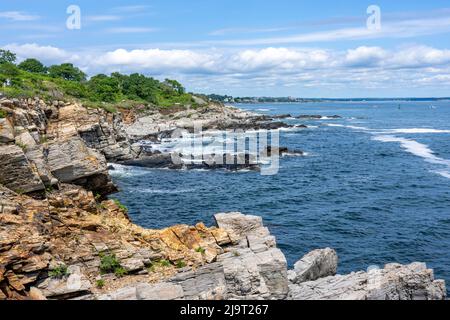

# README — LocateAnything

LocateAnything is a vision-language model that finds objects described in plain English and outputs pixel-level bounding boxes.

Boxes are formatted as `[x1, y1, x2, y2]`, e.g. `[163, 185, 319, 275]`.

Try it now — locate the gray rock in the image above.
[136, 282, 184, 300]
[170, 262, 226, 300]
[47, 137, 108, 182]
[288, 262, 446, 300]
[289, 248, 338, 284]
[0, 144, 45, 193]
[37, 266, 92, 299]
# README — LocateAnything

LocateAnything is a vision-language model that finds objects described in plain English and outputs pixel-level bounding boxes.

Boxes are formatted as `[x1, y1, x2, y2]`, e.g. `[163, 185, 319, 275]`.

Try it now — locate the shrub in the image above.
[195, 247, 206, 254]
[0, 109, 6, 118]
[49, 264, 69, 278]
[96, 279, 105, 288]
[175, 260, 187, 269]
[99, 252, 122, 274]
[113, 199, 128, 212]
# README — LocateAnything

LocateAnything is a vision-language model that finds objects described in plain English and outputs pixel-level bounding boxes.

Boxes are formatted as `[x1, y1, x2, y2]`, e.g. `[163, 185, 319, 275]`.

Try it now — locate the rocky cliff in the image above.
[0, 97, 446, 300]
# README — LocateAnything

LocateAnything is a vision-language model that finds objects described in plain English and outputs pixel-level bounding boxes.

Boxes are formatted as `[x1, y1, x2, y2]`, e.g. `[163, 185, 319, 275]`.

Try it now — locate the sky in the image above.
[1, 0, 450, 98]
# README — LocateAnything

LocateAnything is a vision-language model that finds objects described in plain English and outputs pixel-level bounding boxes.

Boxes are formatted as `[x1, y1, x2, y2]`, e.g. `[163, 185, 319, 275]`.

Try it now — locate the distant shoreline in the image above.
[226, 98, 450, 104]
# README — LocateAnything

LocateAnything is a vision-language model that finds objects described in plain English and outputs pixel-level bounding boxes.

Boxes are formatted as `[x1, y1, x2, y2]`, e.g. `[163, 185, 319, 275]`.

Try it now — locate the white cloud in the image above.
[105, 27, 159, 34]
[2, 43, 78, 64]
[0, 11, 39, 21]
[85, 15, 121, 22]
[205, 16, 450, 46]
[3, 43, 450, 96]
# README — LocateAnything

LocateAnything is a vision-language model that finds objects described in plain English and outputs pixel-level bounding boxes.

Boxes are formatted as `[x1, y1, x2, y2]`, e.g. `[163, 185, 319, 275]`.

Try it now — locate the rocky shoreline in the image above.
[0, 97, 446, 300]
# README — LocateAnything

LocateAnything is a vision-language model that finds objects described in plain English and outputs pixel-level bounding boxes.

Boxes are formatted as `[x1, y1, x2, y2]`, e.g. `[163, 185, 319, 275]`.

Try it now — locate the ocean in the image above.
[110, 101, 450, 287]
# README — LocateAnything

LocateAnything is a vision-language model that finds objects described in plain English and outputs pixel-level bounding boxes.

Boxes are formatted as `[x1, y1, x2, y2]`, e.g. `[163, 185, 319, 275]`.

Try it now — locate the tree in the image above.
[0, 63, 19, 77]
[18, 58, 47, 74]
[48, 63, 86, 82]
[88, 74, 120, 102]
[164, 79, 185, 94]
[0, 50, 16, 64]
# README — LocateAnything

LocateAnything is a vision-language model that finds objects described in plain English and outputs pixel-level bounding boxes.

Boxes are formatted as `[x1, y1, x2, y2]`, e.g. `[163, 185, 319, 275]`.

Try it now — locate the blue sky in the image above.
[1, 0, 450, 97]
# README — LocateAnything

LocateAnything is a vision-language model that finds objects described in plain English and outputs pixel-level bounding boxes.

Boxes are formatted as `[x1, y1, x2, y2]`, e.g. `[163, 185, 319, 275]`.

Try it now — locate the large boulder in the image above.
[288, 248, 338, 284]
[46, 137, 116, 194]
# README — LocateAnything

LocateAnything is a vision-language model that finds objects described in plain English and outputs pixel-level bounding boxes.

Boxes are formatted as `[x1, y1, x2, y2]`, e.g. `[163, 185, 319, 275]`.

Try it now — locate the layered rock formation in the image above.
[0, 97, 447, 300]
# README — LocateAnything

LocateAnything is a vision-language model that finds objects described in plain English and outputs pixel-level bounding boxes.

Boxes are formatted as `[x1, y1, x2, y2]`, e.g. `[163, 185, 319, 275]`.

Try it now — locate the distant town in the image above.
[206, 94, 450, 104]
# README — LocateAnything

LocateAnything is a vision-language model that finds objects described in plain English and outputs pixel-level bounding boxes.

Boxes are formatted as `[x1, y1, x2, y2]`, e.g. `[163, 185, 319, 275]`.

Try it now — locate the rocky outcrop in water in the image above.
[0, 97, 446, 300]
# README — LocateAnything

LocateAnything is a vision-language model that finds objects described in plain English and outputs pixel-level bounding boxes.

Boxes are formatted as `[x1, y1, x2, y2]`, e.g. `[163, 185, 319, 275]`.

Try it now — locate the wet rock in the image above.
[288, 248, 338, 284]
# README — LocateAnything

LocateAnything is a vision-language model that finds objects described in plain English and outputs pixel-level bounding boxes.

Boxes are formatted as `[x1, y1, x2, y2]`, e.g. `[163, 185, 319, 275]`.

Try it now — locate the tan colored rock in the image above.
[0, 118, 14, 143]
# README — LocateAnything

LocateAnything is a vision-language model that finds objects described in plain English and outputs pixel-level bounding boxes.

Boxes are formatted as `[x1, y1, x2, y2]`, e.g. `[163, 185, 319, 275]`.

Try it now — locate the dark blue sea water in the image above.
[110, 101, 450, 286]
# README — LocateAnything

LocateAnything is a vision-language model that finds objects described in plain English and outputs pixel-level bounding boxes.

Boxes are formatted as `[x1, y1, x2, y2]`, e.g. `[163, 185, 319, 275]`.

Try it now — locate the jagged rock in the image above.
[214, 212, 264, 238]
[15, 131, 37, 149]
[170, 262, 227, 300]
[37, 265, 92, 299]
[29, 287, 47, 300]
[98, 282, 184, 300]
[0, 118, 14, 143]
[0, 144, 45, 193]
[288, 262, 446, 300]
[288, 248, 338, 284]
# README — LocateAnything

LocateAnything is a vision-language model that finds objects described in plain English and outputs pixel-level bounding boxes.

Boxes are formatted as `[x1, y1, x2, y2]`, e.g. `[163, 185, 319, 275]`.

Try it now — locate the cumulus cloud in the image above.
[2, 43, 79, 64]
[3, 43, 450, 95]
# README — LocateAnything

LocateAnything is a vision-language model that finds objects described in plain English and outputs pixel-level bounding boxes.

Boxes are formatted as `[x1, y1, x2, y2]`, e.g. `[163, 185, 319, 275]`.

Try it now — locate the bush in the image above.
[175, 260, 186, 269]
[49, 264, 70, 278]
[195, 247, 206, 254]
[99, 252, 122, 274]
[99, 252, 128, 277]
[18, 58, 47, 74]
[113, 199, 128, 212]
[96, 279, 105, 288]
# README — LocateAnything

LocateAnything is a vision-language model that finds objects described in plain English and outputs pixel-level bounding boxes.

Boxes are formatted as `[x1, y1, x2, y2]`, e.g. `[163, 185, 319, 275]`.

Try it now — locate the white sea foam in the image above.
[139, 188, 193, 194]
[383, 128, 450, 134]
[372, 135, 450, 179]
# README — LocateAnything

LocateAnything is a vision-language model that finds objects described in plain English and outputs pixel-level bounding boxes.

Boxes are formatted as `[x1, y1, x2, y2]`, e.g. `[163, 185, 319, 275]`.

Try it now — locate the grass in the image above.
[96, 279, 105, 289]
[15, 141, 28, 151]
[195, 247, 206, 254]
[0, 109, 6, 118]
[175, 260, 187, 269]
[148, 259, 171, 272]
[49, 264, 70, 278]
[99, 252, 127, 277]
[113, 199, 128, 213]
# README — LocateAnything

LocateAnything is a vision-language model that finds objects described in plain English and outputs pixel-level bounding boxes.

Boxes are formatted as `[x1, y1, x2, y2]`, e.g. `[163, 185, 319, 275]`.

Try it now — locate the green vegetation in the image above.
[0, 109, 6, 118]
[49, 264, 70, 278]
[0, 49, 198, 112]
[96, 279, 105, 289]
[175, 260, 187, 269]
[18, 58, 47, 74]
[113, 199, 128, 213]
[148, 259, 171, 272]
[15, 141, 28, 151]
[99, 252, 127, 277]
[195, 247, 206, 254]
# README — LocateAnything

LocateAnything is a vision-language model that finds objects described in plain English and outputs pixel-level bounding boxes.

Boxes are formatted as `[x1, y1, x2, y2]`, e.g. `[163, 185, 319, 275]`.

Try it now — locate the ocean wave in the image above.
[139, 188, 194, 194]
[383, 128, 450, 134]
[372, 135, 450, 179]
